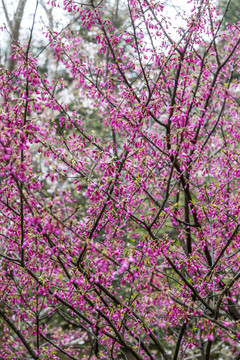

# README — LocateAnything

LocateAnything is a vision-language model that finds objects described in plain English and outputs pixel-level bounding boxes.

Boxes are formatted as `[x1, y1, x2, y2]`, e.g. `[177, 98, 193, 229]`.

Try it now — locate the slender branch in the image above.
[172, 322, 187, 360]
[0, 308, 38, 359]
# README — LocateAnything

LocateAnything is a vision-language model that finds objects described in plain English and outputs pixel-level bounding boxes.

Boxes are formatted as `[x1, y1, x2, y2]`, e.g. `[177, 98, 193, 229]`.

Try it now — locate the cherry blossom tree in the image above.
[0, 0, 240, 359]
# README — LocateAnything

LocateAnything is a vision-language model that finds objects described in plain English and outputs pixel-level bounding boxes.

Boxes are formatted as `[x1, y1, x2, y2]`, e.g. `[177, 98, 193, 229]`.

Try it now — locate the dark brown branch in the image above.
[0, 308, 38, 359]
[172, 322, 187, 360]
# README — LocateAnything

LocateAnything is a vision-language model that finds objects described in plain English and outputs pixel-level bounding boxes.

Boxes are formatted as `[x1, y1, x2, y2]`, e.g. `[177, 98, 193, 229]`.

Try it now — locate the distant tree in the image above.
[218, 0, 240, 26]
[1, 0, 28, 71]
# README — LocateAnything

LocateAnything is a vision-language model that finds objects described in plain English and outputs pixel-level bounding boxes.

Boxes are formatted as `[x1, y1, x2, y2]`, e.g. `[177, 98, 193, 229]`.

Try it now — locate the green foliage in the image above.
[218, 0, 240, 27]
